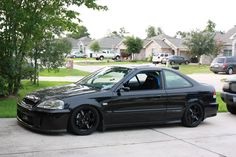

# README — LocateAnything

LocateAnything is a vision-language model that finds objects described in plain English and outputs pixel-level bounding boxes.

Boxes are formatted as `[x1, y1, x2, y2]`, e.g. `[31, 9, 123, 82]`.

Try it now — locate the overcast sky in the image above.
[76, 0, 236, 39]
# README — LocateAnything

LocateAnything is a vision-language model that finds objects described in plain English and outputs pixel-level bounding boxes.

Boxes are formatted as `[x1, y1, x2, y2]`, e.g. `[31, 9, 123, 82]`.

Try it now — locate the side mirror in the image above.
[120, 86, 130, 92]
[117, 86, 130, 96]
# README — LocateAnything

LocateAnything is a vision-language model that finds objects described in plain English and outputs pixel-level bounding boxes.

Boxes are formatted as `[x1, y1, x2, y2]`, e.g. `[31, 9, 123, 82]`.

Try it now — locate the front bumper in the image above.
[221, 92, 236, 106]
[204, 102, 218, 118]
[17, 103, 70, 133]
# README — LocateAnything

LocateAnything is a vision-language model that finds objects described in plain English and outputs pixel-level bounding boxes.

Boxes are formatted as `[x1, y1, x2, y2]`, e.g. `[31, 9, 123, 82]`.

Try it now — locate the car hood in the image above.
[28, 84, 98, 101]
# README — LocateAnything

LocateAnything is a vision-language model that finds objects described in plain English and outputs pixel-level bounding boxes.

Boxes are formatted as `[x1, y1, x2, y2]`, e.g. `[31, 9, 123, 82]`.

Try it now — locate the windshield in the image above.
[77, 67, 131, 90]
[213, 57, 225, 63]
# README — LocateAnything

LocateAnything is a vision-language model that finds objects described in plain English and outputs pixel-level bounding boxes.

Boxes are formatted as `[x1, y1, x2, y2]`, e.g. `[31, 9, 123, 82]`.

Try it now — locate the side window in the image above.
[164, 70, 192, 89]
[125, 71, 161, 91]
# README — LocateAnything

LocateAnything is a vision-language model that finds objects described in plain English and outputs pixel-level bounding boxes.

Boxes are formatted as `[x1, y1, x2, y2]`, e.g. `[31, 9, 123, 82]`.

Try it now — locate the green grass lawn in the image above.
[178, 64, 211, 74]
[39, 68, 90, 77]
[0, 81, 70, 118]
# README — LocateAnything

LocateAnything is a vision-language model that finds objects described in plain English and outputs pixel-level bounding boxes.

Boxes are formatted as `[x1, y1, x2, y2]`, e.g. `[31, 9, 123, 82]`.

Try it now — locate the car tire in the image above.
[115, 56, 120, 60]
[99, 56, 104, 60]
[170, 61, 175, 65]
[182, 103, 204, 127]
[227, 105, 236, 114]
[185, 61, 189, 64]
[69, 105, 100, 135]
[213, 71, 218, 74]
[227, 68, 233, 75]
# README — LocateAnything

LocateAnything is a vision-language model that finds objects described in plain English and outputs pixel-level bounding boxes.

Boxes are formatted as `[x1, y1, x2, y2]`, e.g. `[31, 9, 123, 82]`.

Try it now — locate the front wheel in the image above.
[170, 61, 175, 65]
[69, 106, 100, 135]
[227, 105, 236, 114]
[185, 61, 189, 64]
[182, 103, 204, 127]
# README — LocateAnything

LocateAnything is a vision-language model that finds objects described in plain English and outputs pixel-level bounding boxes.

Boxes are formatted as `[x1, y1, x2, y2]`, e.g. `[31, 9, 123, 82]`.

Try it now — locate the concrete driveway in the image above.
[0, 113, 236, 157]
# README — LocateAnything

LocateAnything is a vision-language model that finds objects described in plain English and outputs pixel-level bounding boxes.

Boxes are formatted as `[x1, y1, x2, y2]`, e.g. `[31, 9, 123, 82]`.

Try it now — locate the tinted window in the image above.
[164, 70, 192, 89]
[125, 71, 161, 90]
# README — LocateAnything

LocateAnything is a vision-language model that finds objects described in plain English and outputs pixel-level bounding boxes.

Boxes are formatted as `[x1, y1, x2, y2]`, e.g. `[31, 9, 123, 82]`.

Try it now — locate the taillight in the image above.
[213, 90, 216, 99]
[223, 64, 228, 69]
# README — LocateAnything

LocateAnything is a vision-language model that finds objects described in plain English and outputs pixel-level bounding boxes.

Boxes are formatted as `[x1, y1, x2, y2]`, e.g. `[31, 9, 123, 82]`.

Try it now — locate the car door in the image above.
[105, 70, 167, 125]
[163, 70, 194, 121]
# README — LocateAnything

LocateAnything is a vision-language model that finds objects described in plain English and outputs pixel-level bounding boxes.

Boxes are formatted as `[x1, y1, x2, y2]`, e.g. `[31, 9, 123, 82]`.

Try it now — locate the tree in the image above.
[90, 41, 101, 52]
[157, 27, 164, 35]
[29, 38, 72, 85]
[0, 0, 107, 95]
[146, 26, 157, 38]
[205, 20, 216, 33]
[184, 30, 221, 57]
[109, 27, 129, 37]
[123, 36, 143, 60]
[66, 26, 90, 39]
[175, 31, 190, 38]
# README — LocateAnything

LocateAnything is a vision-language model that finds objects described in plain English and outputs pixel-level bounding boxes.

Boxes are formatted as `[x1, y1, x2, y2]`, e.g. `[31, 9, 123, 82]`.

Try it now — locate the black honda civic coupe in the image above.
[17, 66, 218, 135]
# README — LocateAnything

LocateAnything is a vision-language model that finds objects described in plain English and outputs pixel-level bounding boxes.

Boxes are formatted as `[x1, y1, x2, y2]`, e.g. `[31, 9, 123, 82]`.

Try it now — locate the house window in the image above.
[223, 50, 232, 56]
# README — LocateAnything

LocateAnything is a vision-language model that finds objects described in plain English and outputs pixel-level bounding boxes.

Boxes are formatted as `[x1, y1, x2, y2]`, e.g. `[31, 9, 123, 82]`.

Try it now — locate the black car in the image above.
[17, 66, 218, 135]
[221, 78, 236, 114]
[210, 56, 236, 75]
[162, 55, 190, 65]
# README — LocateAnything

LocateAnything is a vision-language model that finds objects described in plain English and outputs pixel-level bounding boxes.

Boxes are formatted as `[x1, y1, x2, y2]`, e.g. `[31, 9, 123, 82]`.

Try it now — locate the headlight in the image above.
[37, 100, 64, 109]
[223, 82, 229, 90]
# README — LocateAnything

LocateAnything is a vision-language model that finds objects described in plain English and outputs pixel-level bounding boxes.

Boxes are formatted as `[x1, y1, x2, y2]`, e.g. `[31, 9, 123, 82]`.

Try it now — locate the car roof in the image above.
[110, 65, 177, 72]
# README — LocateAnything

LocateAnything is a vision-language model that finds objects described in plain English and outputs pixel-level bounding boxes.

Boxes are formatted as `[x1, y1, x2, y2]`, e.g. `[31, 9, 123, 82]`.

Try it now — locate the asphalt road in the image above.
[0, 113, 236, 157]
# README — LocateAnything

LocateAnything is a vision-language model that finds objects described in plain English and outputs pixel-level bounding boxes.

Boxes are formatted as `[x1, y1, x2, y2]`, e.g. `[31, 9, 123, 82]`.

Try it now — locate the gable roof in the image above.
[67, 37, 92, 49]
[143, 34, 173, 48]
[221, 26, 236, 45]
[164, 38, 187, 49]
[93, 36, 123, 49]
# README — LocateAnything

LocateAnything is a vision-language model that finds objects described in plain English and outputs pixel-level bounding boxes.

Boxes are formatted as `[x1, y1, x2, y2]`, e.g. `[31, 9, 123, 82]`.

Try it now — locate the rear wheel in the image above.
[69, 106, 100, 135]
[227, 105, 236, 114]
[182, 103, 204, 127]
[227, 68, 233, 75]
[213, 71, 218, 74]
[115, 56, 120, 60]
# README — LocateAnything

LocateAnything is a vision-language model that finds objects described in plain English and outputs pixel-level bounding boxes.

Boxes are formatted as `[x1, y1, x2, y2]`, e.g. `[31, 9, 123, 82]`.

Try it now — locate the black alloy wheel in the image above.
[227, 105, 236, 114]
[69, 106, 100, 135]
[182, 103, 204, 127]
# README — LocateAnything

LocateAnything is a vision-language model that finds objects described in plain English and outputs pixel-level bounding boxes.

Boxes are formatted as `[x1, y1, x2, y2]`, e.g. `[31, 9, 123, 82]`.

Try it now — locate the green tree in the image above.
[123, 36, 143, 60]
[29, 38, 72, 85]
[66, 26, 90, 39]
[146, 26, 157, 38]
[90, 41, 101, 52]
[184, 30, 222, 57]
[0, 0, 107, 95]
[205, 20, 216, 33]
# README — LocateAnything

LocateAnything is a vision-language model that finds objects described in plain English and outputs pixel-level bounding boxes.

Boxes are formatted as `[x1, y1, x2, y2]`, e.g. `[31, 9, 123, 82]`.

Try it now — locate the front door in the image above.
[105, 70, 167, 126]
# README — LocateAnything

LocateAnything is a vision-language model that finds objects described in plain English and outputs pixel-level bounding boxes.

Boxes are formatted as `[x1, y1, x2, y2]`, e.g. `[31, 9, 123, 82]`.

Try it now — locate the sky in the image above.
[75, 0, 236, 39]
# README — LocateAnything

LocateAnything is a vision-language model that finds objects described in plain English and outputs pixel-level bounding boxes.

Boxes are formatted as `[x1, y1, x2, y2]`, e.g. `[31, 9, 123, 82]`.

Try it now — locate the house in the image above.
[67, 36, 93, 55]
[131, 34, 191, 60]
[199, 26, 236, 64]
[215, 26, 236, 56]
[88, 36, 123, 57]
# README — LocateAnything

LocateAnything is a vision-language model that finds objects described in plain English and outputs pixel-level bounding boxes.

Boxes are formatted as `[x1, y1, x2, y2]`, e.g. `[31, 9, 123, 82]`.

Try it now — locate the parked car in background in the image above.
[93, 51, 120, 60]
[221, 78, 236, 114]
[152, 52, 171, 64]
[210, 56, 236, 75]
[67, 52, 87, 58]
[17, 66, 218, 135]
[162, 55, 190, 65]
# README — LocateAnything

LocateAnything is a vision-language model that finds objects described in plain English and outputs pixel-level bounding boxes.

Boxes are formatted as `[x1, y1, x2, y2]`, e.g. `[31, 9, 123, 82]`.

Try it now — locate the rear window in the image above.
[213, 58, 225, 63]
